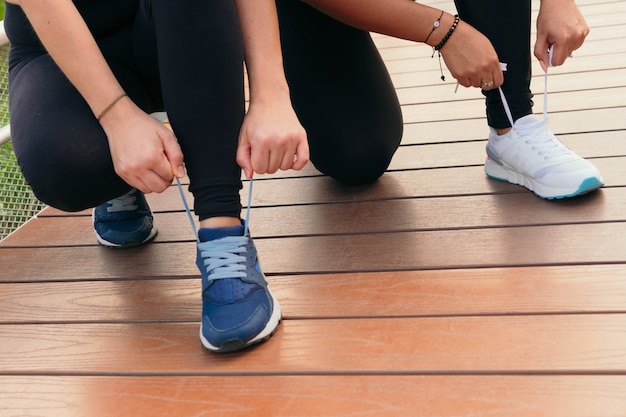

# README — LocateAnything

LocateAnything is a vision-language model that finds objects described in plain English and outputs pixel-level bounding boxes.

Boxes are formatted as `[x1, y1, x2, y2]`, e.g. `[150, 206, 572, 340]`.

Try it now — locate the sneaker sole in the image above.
[485, 158, 604, 199]
[199, 288, 282, 353]
[94, 227, 158, 248]
[92, 209, 158, 248]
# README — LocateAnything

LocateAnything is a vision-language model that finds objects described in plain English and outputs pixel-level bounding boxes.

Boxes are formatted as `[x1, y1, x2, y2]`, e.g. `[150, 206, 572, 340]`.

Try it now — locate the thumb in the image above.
[534, 36, 551, 72]
[162, 132, 185, 178]
[236, 137, 254, 179]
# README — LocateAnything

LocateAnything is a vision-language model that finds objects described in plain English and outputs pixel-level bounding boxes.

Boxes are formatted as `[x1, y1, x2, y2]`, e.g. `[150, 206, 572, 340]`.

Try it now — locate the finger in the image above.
[142, 169, 172, 193]
[162, 131, 185, 178]
[250, 146, 270, 176]
[549, 45, 570, 67]
[480, 78, 495, 90]
[236, 140, 254, 179]
[534, 38, 551, 72]
[278, 137, 300, 171]
[291, 139, 310, 171]
[266, 144, 284, 175]
[150, 151, 176, 185]
[493, 65, 504, 88]
[279, 149, 296, 171]
[127, 175, 151, 195]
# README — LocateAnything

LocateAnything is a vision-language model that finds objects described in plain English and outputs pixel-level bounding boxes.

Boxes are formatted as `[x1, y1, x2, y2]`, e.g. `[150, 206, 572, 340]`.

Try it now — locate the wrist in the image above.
[432, 14, 460, 52]
[96, 92, 128, 122]
[248, 78, 291, 104]
[424, 12, 457, 48]
[97, 94, 136, 132]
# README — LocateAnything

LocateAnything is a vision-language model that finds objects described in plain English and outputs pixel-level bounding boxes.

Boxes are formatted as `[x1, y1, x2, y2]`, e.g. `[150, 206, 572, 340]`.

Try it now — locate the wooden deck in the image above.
[2, 0, 626, 415]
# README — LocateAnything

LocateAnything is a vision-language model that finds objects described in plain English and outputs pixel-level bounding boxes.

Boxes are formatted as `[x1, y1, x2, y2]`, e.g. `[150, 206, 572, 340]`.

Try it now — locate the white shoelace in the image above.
[493, 46, 572, 160]
[453, 46, 554, 125]
[498, 45, 554, 126]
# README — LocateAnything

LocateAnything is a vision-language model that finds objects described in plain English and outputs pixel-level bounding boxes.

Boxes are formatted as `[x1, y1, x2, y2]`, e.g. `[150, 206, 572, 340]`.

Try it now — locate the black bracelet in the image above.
[423, 10, 444, 44]
[433, 14, 460, 51]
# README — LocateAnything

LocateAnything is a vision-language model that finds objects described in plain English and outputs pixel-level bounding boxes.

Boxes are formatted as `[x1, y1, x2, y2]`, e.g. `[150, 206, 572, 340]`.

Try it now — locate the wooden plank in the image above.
[2, 314, 626, 373]
[389, 132, 626, 172]
[30, 156, 626, 220]
[400, 87, 626, 124]
[4, 186, 626, 247]
[384, 38, 626, 76]
[396, 69, 626, 105]
[389, 53, 626, 88]
[378, 25, 626, 61]
[1, 375, 626, 417]
[3, 220, 626, 280]
[256, 222, 626, 274]
[401, 108, 626, 145]
[1, 265, 626, 323]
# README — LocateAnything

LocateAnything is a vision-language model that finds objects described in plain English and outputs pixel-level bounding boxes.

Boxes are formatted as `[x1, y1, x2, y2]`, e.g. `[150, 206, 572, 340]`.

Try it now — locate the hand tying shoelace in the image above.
[176, 176, 281, 353]
[477, 46, 604, 199]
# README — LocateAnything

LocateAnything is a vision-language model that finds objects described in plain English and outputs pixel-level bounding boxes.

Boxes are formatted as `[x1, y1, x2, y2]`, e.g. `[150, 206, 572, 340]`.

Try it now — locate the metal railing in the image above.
[0, 21, 47, 241]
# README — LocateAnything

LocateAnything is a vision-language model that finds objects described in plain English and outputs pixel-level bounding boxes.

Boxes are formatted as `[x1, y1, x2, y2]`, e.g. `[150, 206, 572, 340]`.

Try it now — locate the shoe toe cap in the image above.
[202, 290, 273, 348]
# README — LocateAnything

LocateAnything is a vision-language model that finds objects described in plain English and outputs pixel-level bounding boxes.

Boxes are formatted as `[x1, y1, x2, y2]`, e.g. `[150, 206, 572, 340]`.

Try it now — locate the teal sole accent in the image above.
[543, 177, 604, 200]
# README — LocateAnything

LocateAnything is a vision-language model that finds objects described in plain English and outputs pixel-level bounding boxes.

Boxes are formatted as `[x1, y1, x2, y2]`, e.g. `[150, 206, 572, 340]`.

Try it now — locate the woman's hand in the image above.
[100, 97, 185, 193]
[535, 0, 589, 71]
[438, 19, 503, 90]
[236, 96, 309, 179]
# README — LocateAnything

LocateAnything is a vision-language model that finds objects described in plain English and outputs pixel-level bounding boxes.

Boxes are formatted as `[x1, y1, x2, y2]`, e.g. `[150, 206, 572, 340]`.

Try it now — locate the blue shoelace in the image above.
[176, 176, 255, 281]
[175, 176, 253, 241]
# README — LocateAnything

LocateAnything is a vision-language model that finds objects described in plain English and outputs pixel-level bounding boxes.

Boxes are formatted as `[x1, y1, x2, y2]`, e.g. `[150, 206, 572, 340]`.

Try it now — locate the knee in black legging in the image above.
[13, 129, 128, 212]
[310, 127, 402, 186]
[13, 130, 134, 212]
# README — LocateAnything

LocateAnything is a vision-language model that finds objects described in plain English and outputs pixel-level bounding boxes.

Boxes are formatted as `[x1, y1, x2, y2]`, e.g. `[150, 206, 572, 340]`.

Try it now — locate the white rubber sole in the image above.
[485, 158, 603, 199]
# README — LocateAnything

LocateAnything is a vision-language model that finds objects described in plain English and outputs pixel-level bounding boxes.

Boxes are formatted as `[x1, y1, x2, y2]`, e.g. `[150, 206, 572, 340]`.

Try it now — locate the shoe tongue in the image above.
[198, 225, 244, 242]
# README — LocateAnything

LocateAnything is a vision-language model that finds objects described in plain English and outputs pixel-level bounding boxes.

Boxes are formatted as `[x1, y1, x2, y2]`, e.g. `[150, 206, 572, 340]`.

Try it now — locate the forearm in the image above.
[302, 0, 456, 47]
[11, 0, 126, 118]
[234, 0, 291, 103]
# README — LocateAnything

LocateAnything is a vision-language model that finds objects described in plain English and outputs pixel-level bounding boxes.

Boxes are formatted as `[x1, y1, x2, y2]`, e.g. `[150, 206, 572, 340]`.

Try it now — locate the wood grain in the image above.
[1, 1, 625, 415]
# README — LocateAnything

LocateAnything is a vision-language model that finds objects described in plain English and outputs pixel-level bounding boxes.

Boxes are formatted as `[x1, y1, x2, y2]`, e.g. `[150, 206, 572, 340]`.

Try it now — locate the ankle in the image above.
[199, 216, 241, 230]
[496, 127, 512, 135]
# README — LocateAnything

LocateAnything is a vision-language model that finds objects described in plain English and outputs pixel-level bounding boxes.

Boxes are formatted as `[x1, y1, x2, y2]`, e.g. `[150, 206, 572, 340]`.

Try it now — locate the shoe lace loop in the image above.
[524, 130, 571, 160]
[175, 176, 254, 279]
[197, 236, 248, 279]
[107, 190, 138, 213]
[498, 45, 554, 126]
[498, 46, 570, 161]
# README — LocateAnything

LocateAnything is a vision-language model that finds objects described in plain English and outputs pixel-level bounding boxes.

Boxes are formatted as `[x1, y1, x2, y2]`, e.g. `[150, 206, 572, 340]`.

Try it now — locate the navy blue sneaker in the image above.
[92, 188, 158, 248]
[196, 223, 281, 352]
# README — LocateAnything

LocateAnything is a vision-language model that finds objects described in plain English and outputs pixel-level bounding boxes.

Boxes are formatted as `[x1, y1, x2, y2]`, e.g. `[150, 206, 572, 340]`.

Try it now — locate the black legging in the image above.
[454, 0, 533, 129]
[7, 0, 403, 219]
[276, 0, 403, 185]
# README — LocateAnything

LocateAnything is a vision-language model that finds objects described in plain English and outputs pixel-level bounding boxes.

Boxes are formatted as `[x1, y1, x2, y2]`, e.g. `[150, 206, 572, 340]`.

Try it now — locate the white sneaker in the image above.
[484, 114, 604, 199]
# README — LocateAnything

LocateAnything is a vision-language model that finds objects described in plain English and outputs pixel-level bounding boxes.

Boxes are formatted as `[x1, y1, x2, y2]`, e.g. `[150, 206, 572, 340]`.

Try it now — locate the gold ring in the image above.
[481, 81, 493, 88]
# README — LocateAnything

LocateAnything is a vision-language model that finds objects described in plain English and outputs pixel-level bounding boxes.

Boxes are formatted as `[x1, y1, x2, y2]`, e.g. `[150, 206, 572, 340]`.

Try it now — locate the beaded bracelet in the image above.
[433, 14, 460, 51]
[97, 93, 128, 121]
[423, 10, 444, 44]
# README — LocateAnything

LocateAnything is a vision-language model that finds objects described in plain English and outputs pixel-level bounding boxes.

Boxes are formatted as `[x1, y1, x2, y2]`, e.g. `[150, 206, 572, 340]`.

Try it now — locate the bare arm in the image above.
[8, 0, 184, 193]
[234, 0, 309, 178]
[302, 0, 503, 89]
